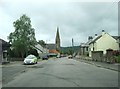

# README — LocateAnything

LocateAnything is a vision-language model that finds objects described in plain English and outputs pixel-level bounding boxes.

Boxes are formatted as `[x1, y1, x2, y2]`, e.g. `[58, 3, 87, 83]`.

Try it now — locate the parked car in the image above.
[24, 55, 38, 65]
[42, 55, 48, 60]
[61, 54, 66, 57]
[56, 54, 61, 58]
[56, 55, 61, 58]
[68, 55, 73, 59]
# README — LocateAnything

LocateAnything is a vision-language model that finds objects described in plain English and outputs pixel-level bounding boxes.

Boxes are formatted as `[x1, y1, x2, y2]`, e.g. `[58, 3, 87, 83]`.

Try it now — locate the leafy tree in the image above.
[8, 14, 37, 58]
[28, 48, 39, 57]
[38, 40, 46, 48]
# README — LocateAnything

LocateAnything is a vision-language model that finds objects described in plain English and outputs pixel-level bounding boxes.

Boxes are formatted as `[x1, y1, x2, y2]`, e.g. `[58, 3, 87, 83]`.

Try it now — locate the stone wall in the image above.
[92, 51, 103, 61]
[106, 49, 114, 63]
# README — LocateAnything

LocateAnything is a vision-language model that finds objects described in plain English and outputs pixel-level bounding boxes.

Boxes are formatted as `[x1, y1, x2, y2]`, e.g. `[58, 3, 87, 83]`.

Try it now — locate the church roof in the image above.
[49, 49, 59, 54]
[46, 44, 56, 50]
[56, 27, 60, 41]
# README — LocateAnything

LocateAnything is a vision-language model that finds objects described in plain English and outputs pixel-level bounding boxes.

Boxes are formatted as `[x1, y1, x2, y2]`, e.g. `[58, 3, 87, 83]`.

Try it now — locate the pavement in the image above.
[75, 58, 120, 72]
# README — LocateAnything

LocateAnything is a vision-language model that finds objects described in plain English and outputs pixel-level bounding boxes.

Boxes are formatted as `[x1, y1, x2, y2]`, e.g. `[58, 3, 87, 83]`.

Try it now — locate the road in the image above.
[2, 57, 118, 87]
[2, 64, 26, 84]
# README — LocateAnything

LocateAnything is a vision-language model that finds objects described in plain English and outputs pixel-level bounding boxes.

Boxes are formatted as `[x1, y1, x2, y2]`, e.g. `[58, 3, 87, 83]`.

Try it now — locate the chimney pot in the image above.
[88, 36, 93, 40]
[102, 30, 105, 32]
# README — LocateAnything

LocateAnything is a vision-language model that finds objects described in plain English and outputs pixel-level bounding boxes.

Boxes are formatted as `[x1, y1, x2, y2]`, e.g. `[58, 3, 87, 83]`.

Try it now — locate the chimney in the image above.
[102, 30, 105, 35]
[95, 34, 97, 36]
[88, 36, 93, 40]
[102, 30, 105, 32]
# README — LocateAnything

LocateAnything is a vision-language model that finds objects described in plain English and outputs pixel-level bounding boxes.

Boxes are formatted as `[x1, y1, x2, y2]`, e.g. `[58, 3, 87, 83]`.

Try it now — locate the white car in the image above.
[68, 55, 73, 59]
[24, 55, 38, 64]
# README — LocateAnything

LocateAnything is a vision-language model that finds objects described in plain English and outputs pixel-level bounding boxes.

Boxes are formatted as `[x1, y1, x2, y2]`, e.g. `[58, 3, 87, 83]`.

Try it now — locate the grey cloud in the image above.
[0, 1, 118, 47]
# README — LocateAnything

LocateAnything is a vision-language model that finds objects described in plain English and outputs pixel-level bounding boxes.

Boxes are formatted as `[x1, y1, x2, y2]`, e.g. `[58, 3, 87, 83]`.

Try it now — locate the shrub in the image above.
[114, 55, 120, 63]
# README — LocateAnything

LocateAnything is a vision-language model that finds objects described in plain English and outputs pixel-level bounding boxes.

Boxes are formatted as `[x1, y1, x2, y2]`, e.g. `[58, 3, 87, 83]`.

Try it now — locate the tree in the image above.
[28, 48, 39, 57]
[8, 14, 37, 58]
[38, 40, 46, 48]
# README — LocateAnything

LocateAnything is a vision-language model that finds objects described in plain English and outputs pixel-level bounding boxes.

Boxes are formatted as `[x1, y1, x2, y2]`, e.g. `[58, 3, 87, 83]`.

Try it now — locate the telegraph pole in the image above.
[72, 38, 74, 57]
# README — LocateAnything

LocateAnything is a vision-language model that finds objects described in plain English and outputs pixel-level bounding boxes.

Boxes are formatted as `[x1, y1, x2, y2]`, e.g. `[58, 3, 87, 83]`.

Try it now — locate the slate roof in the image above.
[89, 35, 102, 44]
[49, 49, 59, 54]
[89, 33, 119, 45]
[80, 43, 89, 47]
[0, 38, 10, 51]
[112, 36, 120, 40]
[46, 44, 56, 50]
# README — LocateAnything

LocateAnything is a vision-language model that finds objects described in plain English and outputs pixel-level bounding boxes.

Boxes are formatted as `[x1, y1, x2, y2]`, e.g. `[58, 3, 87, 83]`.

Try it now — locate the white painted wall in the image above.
[96, 33, 119, 54]
[89, 43, 93, 57]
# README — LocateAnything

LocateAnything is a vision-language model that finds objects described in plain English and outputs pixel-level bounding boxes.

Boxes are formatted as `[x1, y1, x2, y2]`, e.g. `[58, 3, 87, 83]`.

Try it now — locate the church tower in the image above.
[55, 27, 60, 51]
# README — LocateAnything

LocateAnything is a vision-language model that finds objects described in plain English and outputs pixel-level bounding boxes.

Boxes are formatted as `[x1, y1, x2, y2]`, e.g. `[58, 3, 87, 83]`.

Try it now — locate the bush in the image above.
[113, 50, 120, 56]
[114, 55, 120, 63]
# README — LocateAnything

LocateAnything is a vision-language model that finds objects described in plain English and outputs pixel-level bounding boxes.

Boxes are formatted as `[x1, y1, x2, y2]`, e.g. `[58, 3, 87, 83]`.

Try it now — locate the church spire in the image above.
[55, 27, 60, 51]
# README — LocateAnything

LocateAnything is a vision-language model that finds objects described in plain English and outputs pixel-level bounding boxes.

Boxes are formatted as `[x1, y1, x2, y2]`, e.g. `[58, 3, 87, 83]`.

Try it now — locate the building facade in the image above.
[89, 30, 119, 57]
[0, 39, 10, 64]
[80, 36, 93, 56]
[80, 43, 89, 56]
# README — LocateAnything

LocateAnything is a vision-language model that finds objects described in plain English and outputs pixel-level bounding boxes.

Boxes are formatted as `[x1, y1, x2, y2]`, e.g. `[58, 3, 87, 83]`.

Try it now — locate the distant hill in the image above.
[60, 46, 79, 55]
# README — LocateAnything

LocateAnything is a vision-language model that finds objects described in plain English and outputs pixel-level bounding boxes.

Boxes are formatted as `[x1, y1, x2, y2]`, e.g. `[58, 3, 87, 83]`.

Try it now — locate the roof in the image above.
[49, 49, 59, 54]
[89, 35, 102, 44]
[0, 38, 10, 51]
[46, 44, 56, 50]
[112, 36, 120, 40]
[34, 44, 43, 53]
[80, 43, 89, 47]
[89, 33, 119, 45]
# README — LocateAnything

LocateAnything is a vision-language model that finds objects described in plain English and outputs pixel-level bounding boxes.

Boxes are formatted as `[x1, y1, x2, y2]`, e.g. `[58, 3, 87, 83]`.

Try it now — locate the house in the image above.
[89, 30, 119, 57]
[32, 44, 49, 58]
[0, 39, 10, 64]
[35, 44, 49, 54]
[80, 36, 93, 56]
[80, 43, 89, 56]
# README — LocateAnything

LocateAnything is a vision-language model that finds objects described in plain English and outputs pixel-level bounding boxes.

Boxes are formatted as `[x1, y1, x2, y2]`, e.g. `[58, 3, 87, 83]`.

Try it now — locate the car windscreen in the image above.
[26, 55, 35, 59]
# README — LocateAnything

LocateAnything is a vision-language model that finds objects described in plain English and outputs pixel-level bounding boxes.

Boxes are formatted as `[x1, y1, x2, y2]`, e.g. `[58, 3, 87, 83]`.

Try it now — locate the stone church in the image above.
[46, 27, 61, 54]
[55, 27, 60, 51]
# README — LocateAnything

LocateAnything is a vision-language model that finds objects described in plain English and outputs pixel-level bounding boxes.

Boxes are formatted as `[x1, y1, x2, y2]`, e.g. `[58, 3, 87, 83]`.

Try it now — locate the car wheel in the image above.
[23, 63, 26, 65]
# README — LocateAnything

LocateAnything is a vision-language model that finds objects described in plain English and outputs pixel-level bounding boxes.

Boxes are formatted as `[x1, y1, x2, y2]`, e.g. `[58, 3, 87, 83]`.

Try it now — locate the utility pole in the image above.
[72, 38, 74, 57]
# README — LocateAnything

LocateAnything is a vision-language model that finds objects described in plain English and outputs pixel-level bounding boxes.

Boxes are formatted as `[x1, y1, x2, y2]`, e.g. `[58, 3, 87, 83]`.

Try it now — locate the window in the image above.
[86, 47, 88, 51]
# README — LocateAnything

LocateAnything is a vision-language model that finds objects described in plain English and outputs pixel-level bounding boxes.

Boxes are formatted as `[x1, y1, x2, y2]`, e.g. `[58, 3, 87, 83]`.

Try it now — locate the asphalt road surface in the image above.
[3, 57, 118, 87]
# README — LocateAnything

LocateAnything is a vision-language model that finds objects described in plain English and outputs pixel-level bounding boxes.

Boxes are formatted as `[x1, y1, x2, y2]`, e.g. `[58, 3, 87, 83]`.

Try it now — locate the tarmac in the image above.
[0, 58, 120, 72]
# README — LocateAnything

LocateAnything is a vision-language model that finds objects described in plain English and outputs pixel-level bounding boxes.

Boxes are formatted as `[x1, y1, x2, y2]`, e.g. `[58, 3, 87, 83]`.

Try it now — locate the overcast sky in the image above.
[0, 0, 119, 47]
